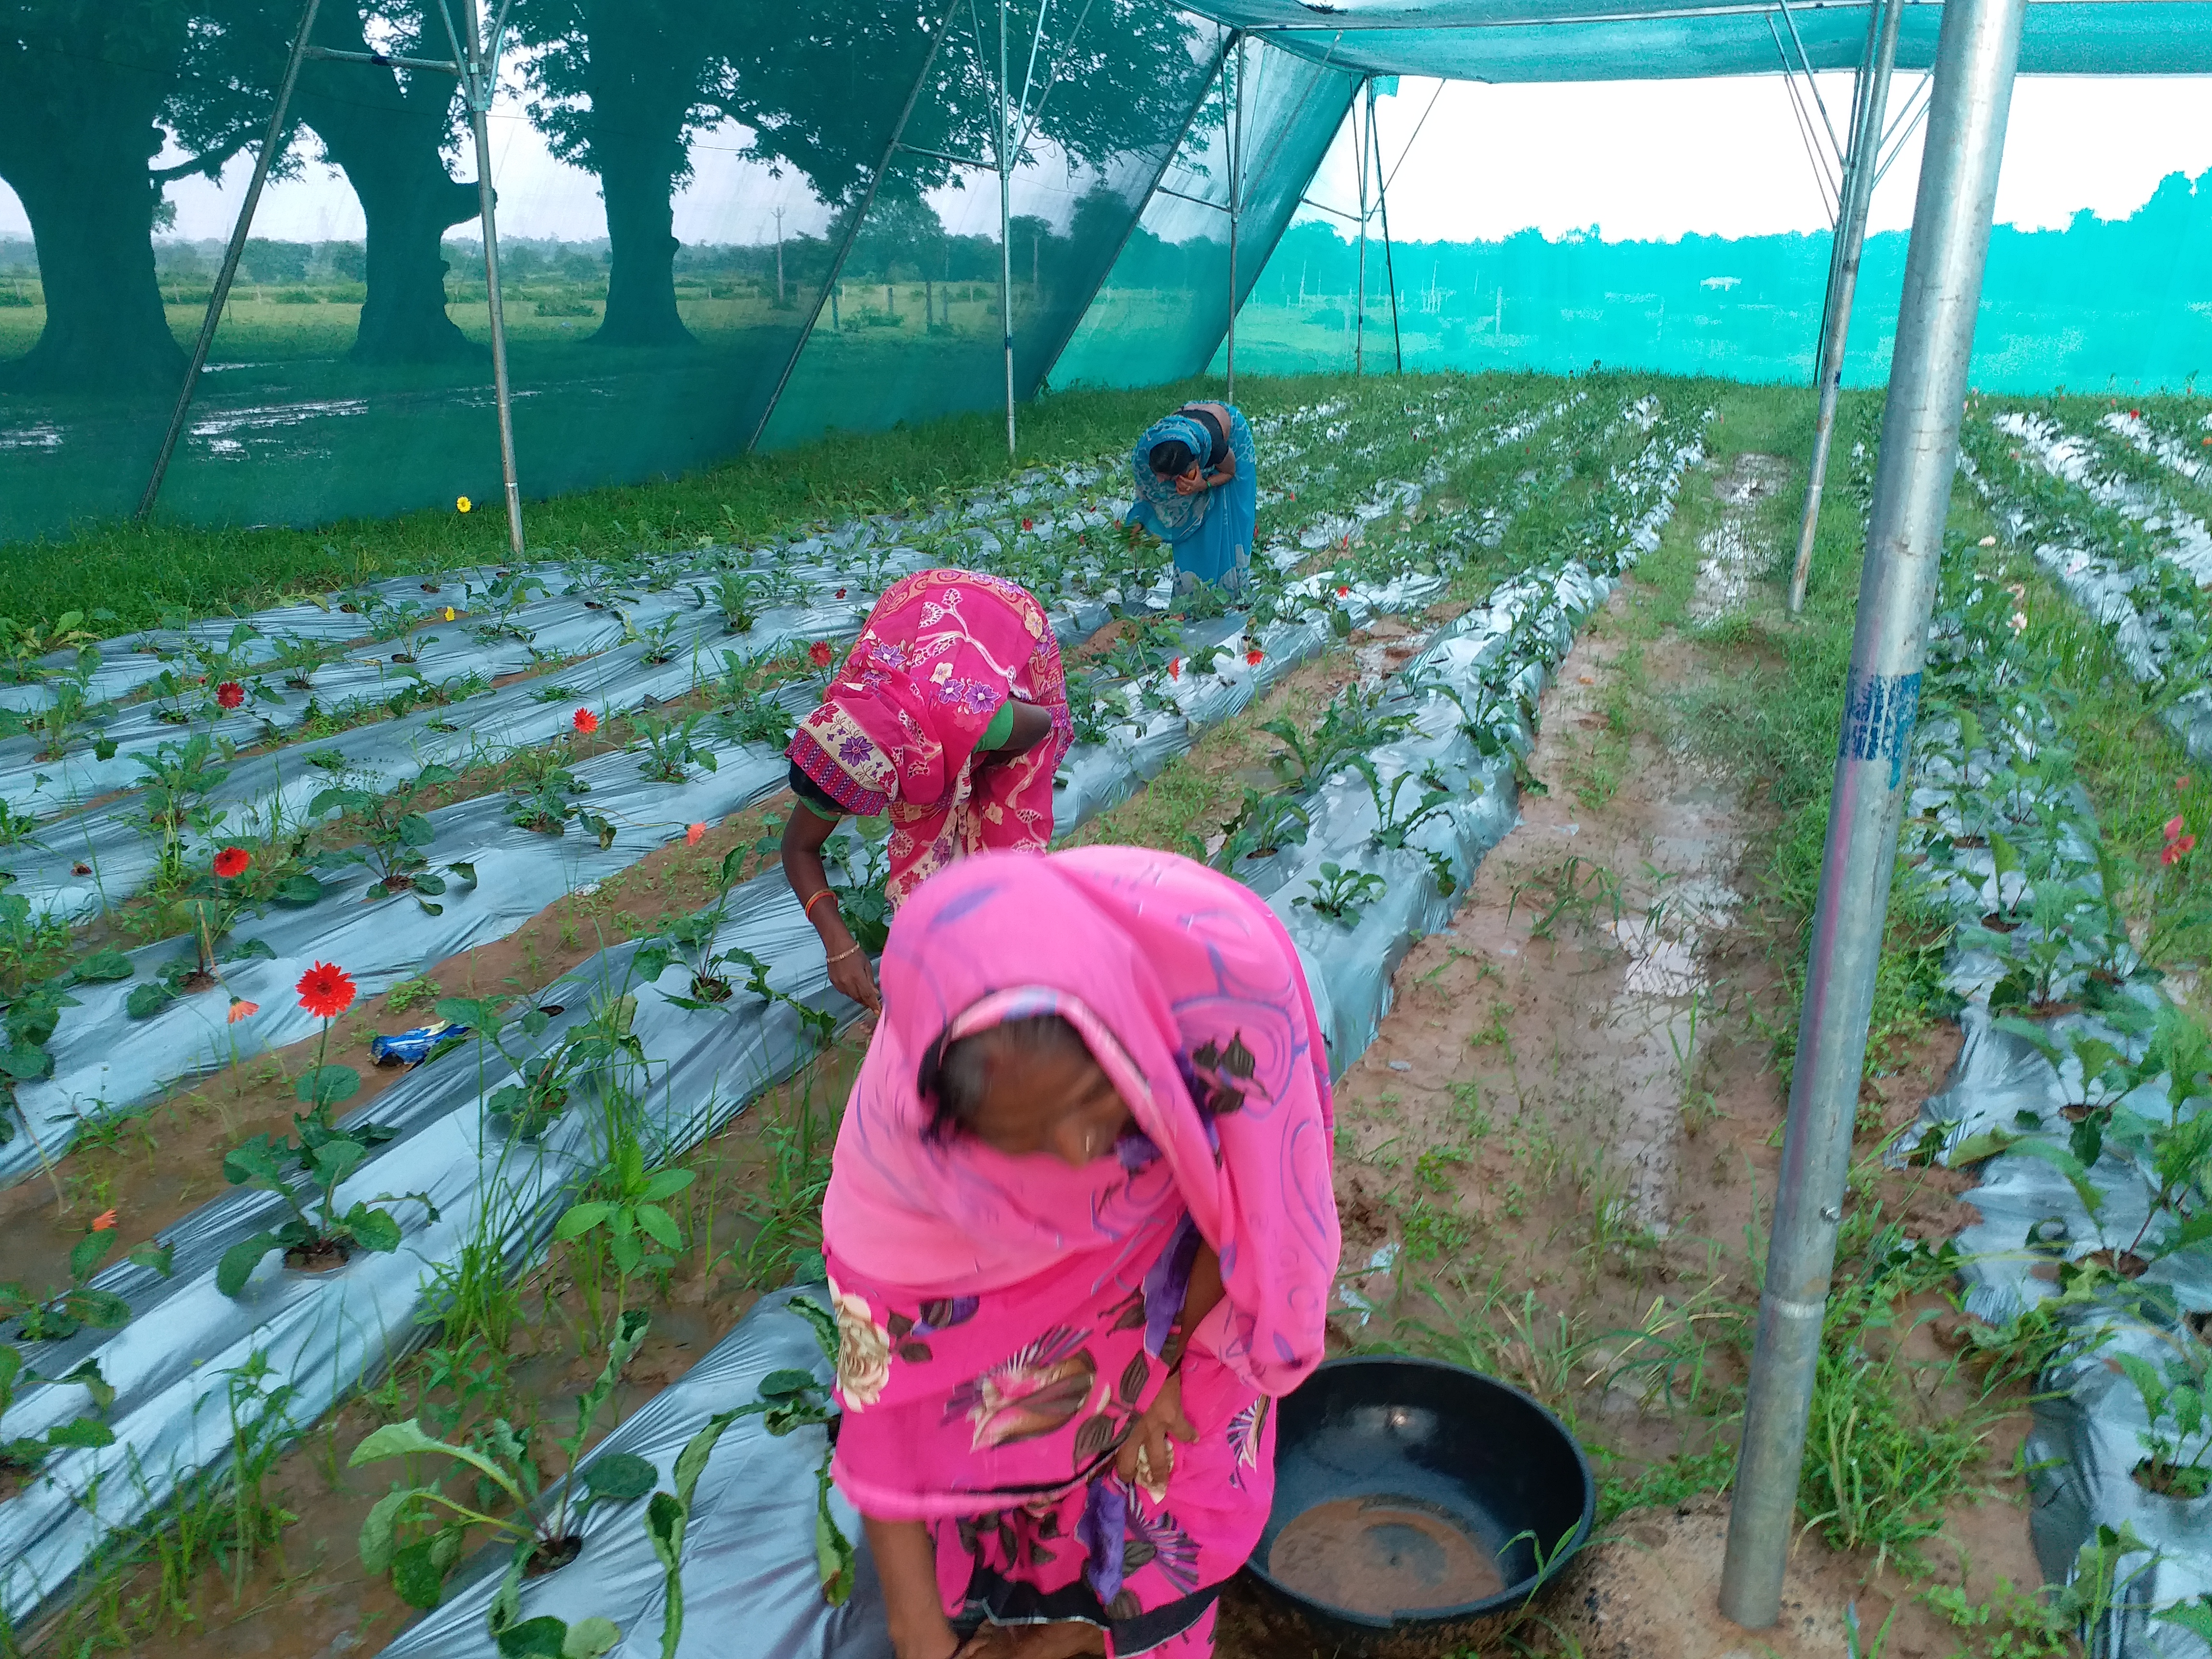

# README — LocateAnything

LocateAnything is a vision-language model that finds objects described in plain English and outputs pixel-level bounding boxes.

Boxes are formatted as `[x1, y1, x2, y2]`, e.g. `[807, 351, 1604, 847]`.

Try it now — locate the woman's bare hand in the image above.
[828, 944, 881, 1012]
[1114, 1370, 1196, 1497]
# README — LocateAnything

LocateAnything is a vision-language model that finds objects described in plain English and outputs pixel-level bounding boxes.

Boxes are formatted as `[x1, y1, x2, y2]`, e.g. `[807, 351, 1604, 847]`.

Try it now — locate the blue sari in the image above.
[1125, 405, 1258, 599]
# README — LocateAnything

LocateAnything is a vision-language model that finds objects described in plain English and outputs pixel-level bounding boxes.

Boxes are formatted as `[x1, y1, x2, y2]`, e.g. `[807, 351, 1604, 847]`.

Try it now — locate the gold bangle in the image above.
[826, 943, 863, 966]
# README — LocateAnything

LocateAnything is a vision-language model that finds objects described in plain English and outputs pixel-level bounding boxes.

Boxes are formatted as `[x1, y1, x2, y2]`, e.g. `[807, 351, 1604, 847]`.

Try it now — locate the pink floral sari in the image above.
[821, 848, 1340, 1656]
[787, 568, 1072, 908]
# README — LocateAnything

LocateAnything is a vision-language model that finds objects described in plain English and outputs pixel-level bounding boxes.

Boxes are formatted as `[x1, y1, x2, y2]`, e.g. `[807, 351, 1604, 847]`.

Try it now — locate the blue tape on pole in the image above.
[1840, 670, 1922, 790]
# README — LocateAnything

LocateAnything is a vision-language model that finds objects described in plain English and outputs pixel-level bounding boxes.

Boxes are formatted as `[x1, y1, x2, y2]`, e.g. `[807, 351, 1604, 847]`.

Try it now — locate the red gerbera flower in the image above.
[1168, 658, 1183, 680]
[215, 681, 245, 710]
[686, 822, 707, 847]
[835, 588, 848, 600]
[1246, 648, 1264, 667]
[1021, 518, 1034, 531]
[228, 998, 258, 1023]
[296, 961, 357, 1020]
[212, 846, 251, 879]
[572, 708, 600, 734]
[1336, 585, 1351, 598]
[91, 1209, 117, 1231]
[809, 641, 835, 669]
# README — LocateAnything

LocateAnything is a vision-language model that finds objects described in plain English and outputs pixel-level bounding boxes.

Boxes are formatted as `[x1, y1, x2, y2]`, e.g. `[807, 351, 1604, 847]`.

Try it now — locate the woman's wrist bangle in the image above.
[805, 888, 840, 922]
[826, 943, 863, 966]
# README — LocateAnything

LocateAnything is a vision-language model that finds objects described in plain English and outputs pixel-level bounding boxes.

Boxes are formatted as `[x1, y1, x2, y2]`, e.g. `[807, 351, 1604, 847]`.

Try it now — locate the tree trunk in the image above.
[592, 138, 691, 347]
[0, 93, 182, 392]
[580, 8, 699, 349]
[294, 11, 482, 364]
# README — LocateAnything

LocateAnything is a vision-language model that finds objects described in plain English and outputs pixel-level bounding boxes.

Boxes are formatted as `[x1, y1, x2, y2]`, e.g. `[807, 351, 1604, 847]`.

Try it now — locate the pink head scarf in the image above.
[821, 846, 1339, 1400]
[786, 569, 1072, 906]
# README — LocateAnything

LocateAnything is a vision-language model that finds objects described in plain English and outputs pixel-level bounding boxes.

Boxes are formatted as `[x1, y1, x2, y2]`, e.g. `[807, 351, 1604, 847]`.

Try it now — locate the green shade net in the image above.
[1051, 35, 1358, 390]
[757, 1, 1232, 448]
[0, 1, 942, 542]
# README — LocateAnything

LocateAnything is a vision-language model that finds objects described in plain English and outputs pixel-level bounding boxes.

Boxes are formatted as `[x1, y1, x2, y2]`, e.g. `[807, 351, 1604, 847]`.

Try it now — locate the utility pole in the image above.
[1718, 0, 2026, 1628]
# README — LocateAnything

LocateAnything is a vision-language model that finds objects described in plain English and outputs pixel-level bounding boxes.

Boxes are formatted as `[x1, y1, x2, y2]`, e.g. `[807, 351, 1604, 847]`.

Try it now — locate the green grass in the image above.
[0, 373, 1380, 639]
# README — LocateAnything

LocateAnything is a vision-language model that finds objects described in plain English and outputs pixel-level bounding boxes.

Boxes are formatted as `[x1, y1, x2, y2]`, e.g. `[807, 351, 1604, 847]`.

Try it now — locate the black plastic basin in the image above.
[1244, 1357, 1595, 1641]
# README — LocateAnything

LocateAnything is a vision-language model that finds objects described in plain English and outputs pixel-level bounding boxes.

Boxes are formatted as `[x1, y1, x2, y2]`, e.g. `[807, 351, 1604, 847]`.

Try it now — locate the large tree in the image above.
[515, 0, 721, 348]
[0, 2, 271, 393]
[288, 2, 482, 362]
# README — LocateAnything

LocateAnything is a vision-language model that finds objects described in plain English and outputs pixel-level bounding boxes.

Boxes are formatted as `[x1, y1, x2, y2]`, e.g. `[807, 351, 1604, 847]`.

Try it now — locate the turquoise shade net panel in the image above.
[1, 0, 2211, 539]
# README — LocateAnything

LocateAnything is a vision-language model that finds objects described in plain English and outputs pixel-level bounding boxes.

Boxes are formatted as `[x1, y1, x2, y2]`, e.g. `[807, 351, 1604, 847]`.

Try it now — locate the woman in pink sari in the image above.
[821, 846, 1341, 1659]
[782, 569, 1073, 1010]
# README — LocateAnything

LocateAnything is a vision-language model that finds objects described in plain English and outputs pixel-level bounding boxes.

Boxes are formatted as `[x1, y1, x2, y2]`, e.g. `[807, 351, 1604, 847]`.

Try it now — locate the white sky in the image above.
[1, 73, 2207, 251]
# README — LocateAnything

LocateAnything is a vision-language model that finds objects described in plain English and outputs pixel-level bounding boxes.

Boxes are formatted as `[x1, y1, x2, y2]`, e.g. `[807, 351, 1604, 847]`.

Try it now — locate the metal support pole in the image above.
[1788, 0, 1903, 615]
[461, 0, 525, 559]
[1353, 80, 1369, 375]
[998, 0, 1017, 460]
[1225, 33, 1243, 404]
[1373, 83, 1402, 374]
[136, 0, 322, 522]
[1718, 0, 2025, 1629]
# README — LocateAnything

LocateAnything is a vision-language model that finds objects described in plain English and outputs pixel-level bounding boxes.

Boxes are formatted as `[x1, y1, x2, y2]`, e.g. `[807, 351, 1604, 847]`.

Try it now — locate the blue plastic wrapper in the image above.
[370, 1020, 470, 1067]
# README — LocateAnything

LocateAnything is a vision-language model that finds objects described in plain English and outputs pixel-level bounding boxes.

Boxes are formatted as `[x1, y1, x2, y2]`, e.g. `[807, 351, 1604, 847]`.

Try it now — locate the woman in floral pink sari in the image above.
[782, 568, 1072, 1011]
[821, 846, 1341, 1659]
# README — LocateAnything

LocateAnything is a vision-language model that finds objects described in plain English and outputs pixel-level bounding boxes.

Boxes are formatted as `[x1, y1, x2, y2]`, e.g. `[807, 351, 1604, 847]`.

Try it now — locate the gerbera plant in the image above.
[216, 962, 435, 1295]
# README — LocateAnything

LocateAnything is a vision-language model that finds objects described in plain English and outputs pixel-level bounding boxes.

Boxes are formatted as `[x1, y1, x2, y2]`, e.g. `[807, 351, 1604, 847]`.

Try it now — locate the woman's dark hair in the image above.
[920, 1013, 1090, 1144]
[1149, 438, 1196, 479]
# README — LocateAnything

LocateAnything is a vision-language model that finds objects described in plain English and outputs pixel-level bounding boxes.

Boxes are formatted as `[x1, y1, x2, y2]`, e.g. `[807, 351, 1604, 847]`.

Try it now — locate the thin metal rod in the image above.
[1237, 0, 1932, 31]
[1354, 81, 1369, 376]
[1808, 0, 1882, 391]
[1381, 77, 1445, 196]
[1718, 0, 2026, 1628]
[1775, 0, 1844, 160]
[1789, 0, 1901, 615]
[137, 0, 323, 523]
[1296, 195, 1360, 225]
[301, 44, 458, 72]
[750, 1, 959, 452]
[895, 141, 995, 171]
[1770, 16, 1839, 221]
[462, 0, 524, 559]
[1226, 33, 1243, 404]
[998, 0, 1016, 459]
[1013, 0, 1098, 159]
[1372, 82, 1402, 373]
[1875, 77, 1935, 185]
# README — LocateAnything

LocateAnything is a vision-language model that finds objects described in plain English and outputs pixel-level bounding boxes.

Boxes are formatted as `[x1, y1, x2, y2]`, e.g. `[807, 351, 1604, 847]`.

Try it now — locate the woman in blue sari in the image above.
[1125, 402, 1258, 601]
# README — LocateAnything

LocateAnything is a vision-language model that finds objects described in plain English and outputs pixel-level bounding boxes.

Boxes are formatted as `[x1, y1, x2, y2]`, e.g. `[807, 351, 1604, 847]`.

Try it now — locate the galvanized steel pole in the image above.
[1787, 0, 1903, 615]
[1718, 0, 2024, 1628]
[998, 0, 1017, 459]
[137, 0, 322, 522]
[1225, 33, 1244, 404]
[464, 0, 526, 560]
[1354, 81, 1369, 376]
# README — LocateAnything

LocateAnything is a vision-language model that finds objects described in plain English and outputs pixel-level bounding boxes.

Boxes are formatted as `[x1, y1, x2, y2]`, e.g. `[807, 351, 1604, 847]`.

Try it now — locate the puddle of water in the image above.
[1690, 455, 1789, 623]
[1603, 865, 1740, 1226]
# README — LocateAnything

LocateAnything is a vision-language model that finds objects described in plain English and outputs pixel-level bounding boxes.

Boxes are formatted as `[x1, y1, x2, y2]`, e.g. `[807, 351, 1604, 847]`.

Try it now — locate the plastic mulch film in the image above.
[1885, 556, 2212, 1653]
[363, 403, 1707, 1659]
[0, 381, 1622, 1623]
[378, 1287, 890, 1659]
[1048, 37, 1359, 391]
[756, 3, 1229, 447]
[0, 385, 1493, 1169]
[1963, 410, 2212, 761]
